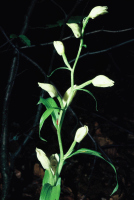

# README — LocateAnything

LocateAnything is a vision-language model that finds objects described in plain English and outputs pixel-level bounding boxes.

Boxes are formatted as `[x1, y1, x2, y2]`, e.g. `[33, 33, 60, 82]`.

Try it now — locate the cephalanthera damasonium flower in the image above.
[66, 23, 81, 38]
[36, 148, 50, 170]
[62, 85, 77, 107]
[92, 75, 114, 87]
[38, 83, 58, 98]
[74, 125, 88, 143]
[88, 6, 108, 19]
[53, 41, 65, 56]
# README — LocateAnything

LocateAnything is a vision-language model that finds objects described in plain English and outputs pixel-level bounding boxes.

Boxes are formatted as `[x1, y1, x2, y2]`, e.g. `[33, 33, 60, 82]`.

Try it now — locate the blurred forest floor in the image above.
[1, 110, 134, 200]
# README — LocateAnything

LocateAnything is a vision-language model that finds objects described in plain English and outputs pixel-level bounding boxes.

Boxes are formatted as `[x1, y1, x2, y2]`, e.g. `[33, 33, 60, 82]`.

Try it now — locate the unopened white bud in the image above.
[66, 23, 81, 38]
[74, 125, 88, 143]
[53, 41, 65, 56]
[88, 6, 108, 19]
[38, 83, 58, 98]
[36, 148, 50, 170]
[92, 75, 114, 87]
[63, 85, 77, 107]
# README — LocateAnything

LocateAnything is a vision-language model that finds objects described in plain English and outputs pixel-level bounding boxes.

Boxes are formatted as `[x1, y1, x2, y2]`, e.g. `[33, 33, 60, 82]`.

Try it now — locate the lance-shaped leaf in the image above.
[10, 34, 18, 39]
[47, 67, 70, 77]
[19, 35, 31, 46]
[39, 108, 54, 141]
[42, 169, 54, 186]
[67, 148, 118, 196]
[40, 183, 52, 200]
[50, 178, 61, 200]
[40, 178, 61, 200]
[38, 97, 61, 129]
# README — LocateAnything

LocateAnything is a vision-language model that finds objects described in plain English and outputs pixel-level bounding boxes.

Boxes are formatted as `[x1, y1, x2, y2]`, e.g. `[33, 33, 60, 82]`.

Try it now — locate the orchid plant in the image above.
[36, 6, 118, 200]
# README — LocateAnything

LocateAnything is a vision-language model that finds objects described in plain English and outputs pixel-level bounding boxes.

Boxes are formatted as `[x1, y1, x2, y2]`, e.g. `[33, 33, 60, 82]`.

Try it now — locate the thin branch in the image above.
[0, 0, 37, 199]
[51, 0, 67, 17]
[1, 27, 134, 53]
[68, 38, 134, 64]
[0, 27, 47, 79]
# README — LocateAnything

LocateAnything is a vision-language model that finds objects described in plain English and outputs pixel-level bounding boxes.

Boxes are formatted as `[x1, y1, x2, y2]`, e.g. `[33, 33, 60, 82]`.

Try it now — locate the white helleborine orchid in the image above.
[53, 41, 65, 56]
[38, 83, 58, 98]
[62, 85, 77, 107]
[66, 23, 81, 38]
[92, 75, 114, 87]
[74, 125, 88, 143]
[36, 148, 50, 170]
[88, 6, 108, 19]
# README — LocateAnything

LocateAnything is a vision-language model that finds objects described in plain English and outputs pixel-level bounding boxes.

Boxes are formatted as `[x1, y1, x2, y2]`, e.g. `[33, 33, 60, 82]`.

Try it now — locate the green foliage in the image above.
[10, 34, 18, 39]
[10, 34, 31, 46]
[40, 183, 52, 200]
[38, 97, 61, 129]
[40, 177, 61, 200]
[39, 108, 54, 141]
[42, 170, 54, 186]
[67, 148, 118, 195]
[19, 35, 31, 46]
[47, 67, 70, 77]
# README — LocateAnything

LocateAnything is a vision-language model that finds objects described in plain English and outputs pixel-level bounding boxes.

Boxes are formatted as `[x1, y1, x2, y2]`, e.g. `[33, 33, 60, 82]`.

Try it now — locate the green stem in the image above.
[75, 79, 93, 90]
[62, 53, 72, 70]
[56, 16, 90, 179]
[64, 140, 76, 160]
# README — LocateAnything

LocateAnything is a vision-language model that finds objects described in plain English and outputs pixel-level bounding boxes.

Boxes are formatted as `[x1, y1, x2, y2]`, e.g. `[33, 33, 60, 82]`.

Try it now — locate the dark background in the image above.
[1, 0, 134, 199]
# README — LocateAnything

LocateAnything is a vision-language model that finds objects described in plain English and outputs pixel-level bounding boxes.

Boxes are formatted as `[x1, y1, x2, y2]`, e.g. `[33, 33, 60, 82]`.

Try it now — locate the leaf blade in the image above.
[19, 35, 31, 46]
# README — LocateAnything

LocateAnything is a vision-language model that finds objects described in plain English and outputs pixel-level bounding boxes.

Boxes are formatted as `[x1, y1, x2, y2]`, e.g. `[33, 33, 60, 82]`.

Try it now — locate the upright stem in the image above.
[56, 16, 90, 178]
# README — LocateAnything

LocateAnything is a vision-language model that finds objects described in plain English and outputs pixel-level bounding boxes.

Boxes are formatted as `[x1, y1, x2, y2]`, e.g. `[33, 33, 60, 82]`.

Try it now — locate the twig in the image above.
[0, 0, 37, 199]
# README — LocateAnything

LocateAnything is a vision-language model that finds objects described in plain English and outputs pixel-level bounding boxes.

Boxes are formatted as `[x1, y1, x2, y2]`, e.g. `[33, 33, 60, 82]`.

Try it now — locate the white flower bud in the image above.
[36, 148, 50, 170]
[74, 125, 88, 143]
[66, 23, 81, 38]
[38, 83, 58, 98]
[88, 6, 108, 19]
[92, 75, 114, 87]
[53, 41, 65, 56]
[63, 85, 77, 107]
[54, 153, 59, 162]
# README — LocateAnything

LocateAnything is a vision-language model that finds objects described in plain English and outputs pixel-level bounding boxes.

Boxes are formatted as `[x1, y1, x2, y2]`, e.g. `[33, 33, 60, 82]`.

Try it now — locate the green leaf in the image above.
[50, 178, 61, 200]
[19, 35, 31, 46]
[40, 183, 52, 200]
[67, 148, 102, 158]
[10, 34, 18, 39]
[47, 67, 70, 77]
[77, 88, 98, 111]
[38, 97, 61, 129]
[42, 170, 54, 186]
[39, 108, 54, 141]
[40, 178, 61, 200]
[68, 148, 118, 196]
